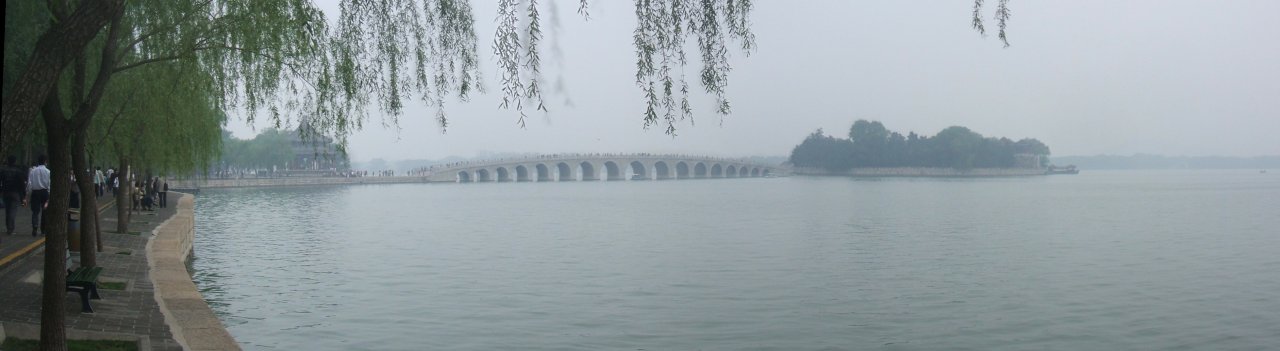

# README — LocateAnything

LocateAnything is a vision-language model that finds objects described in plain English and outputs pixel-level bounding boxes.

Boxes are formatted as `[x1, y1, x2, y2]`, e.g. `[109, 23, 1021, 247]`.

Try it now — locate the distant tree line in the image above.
[789, 120, 1051, 171]
[217, 129, 349, 172]
[1050, 154, 1280, 170]
[219, 129, 294, 170]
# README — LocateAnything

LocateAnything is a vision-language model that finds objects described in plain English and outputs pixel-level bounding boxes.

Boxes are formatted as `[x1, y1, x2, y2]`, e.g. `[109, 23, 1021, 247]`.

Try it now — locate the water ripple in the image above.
[192, 172, 1280, 350]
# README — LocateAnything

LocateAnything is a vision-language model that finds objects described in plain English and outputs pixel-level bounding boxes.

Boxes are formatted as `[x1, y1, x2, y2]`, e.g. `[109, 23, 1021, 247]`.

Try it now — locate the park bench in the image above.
[64, 254, 104, 313]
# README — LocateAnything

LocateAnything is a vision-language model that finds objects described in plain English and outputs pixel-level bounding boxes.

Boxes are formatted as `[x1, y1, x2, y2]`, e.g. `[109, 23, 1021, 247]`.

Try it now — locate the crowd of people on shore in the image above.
[0, 155, 167, 245]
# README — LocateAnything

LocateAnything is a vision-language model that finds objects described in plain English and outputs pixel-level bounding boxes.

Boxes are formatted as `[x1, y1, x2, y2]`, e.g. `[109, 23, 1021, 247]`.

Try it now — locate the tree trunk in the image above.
[0, 0, 125, 158]
[115, 155, 131, 233]
[39, 118, 72, 351]
[71, 130, 97, 268]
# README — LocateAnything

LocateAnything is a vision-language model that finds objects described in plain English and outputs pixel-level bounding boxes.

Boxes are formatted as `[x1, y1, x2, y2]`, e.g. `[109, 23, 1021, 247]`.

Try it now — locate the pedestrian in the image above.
[149, 177, 161, 209]
[159, 178, 168, 208]
[26, 155, 51, 237]
[94, 166, 105, 197]
[132, 181, 143, 213]
[2, 156, 29, 238]
[108, 171, 118, 197]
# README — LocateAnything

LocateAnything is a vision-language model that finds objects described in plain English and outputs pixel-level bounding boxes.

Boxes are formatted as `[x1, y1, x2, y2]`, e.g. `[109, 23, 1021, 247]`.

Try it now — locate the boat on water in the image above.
[1046, 165, 1079, 175]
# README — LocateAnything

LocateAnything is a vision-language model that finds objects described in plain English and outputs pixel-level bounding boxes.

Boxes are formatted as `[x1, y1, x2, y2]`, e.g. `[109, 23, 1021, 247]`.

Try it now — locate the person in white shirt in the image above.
[25, 155, 51, 236]
[94, 166, 105, 197]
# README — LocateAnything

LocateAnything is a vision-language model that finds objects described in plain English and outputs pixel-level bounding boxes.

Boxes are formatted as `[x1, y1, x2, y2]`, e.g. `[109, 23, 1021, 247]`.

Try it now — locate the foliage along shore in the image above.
[788, 120, 1052, 173]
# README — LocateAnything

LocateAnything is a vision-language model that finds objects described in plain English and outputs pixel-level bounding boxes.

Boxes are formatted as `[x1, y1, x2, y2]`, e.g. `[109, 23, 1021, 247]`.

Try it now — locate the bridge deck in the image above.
[422, 153, 786, 183]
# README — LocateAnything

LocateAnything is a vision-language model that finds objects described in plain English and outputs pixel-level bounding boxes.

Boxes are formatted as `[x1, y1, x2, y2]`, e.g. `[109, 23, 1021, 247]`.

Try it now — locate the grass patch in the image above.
[115, 250, 132, 255]
[1, 338, 137, 351]
[99, 281, 127, 290]
[108, 231, 142, 236]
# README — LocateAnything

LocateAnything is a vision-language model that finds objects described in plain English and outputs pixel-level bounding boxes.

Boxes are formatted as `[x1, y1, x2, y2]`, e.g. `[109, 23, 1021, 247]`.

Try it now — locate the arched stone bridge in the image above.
[424, 154, 786, 183]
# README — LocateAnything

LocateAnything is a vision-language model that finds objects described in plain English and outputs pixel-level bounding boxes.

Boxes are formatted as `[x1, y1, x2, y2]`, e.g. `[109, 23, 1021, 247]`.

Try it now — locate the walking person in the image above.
[159, 178, 168, 208]
[94, 166, 105, 197]
[110, 171, 119, 197]
[26, 155, 51, 236]
[2, 156, 29, 238]
[132, 180, 143, 213]
[149, 177, 160, 210]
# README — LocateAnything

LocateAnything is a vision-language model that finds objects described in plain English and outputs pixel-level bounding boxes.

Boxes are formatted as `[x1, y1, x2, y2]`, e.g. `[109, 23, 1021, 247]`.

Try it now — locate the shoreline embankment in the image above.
[170, 176, 437, 191]
[150, 193, 241, 350]
[793, 167, 1046, 177]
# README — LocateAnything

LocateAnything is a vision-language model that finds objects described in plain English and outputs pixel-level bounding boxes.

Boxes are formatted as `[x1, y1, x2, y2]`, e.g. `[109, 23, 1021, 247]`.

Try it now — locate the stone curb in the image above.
[147, 193, 240, 351]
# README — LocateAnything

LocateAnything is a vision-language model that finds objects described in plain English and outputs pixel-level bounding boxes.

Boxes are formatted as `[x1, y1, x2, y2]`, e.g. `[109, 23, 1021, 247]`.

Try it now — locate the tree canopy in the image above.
[790, 120, 1050, 171]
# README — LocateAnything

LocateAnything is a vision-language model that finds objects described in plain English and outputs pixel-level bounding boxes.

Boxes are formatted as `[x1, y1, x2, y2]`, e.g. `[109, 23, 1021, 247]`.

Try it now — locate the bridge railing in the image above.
[423, 153, 776, 173]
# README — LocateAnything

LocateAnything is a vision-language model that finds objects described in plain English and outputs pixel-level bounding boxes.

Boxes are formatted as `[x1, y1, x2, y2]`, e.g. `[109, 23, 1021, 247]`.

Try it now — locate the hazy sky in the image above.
[224, 1, 1280, 162]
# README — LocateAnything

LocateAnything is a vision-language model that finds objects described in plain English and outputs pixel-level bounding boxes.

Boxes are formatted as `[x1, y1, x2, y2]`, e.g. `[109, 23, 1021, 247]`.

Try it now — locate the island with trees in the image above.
[788, 120, 1053, 177]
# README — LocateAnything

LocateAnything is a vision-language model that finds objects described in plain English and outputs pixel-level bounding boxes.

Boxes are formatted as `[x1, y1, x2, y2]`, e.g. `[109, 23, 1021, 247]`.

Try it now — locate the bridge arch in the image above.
[535, 164, 551, 181]
[654, 161, 671, 180]
[630, 161, 649, 180]
[580, 161, 598, 181]
[676, 162, 690, 179]
[557, 162, 573, 181]
[604, 161, 624, 181]
[496, 167, 511, 182]
[429, 154, 782, 183]
[515, 165, 530, 182]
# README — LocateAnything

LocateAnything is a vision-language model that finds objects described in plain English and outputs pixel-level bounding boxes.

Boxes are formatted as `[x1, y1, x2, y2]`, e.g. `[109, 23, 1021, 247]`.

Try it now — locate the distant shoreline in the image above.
[793, 167, 1047, 177]
[169, 176, 438, 191]
[1052, 155, 1280, 170]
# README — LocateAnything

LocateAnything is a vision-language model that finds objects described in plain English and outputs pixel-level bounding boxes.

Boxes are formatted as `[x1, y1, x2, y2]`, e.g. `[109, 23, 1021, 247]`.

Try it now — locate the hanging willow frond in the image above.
[628, 0, 755, 135]
[489, 0, 753, 135]
[995, 0, 1012, 47]
[971, 0, 1012, 47]
[335, 0, 483, 134]
[971, 0, 985, 35]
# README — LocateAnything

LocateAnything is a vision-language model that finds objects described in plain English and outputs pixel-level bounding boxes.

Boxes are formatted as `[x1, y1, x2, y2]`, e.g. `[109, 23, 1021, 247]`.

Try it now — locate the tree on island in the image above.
[791, 120, 1050, 171]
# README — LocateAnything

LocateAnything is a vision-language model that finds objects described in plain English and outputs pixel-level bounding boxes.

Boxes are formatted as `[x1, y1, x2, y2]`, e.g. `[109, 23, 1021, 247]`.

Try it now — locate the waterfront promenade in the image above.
[0, 192, 233, 350]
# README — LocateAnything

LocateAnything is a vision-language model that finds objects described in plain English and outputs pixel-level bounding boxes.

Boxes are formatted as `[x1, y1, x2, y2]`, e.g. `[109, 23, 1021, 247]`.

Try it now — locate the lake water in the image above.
[191, 171, 1280, 350]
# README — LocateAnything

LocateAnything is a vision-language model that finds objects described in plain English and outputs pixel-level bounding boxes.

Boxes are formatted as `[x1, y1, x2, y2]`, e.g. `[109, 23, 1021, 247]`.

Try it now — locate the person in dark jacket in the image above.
[1, 156, 29, 238]
[159, 179, 169, 208]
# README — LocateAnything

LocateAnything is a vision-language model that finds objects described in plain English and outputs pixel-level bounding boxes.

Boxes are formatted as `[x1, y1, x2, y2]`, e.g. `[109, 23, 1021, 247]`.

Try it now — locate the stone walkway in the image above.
[0, 193, 117, 261]
[0, 193, 183, 350]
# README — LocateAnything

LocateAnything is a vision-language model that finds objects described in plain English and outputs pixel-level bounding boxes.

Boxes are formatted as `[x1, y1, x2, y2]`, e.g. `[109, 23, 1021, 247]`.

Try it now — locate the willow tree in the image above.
[6, 1, 330, 349]
[90, 57, 225, 238]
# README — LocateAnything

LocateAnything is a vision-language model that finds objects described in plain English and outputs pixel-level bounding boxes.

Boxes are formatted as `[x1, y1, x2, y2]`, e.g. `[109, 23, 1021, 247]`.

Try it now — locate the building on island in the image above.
[286, 128, 348, 174]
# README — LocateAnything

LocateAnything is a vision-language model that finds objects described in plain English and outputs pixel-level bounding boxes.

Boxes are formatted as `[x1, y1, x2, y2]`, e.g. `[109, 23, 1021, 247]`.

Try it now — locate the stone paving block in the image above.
[0, 193, 217, 349]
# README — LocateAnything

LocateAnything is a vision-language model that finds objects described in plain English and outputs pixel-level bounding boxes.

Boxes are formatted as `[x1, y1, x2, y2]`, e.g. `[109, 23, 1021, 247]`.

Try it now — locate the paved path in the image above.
[0, 193, 183, 350]
[0, 193, 117, 261]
